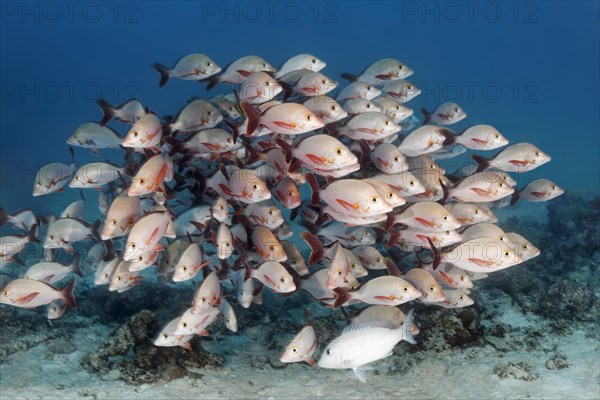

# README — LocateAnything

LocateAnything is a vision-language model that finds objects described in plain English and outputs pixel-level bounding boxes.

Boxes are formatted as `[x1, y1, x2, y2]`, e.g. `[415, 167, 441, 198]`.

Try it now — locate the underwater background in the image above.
[1, 1, 599, 399]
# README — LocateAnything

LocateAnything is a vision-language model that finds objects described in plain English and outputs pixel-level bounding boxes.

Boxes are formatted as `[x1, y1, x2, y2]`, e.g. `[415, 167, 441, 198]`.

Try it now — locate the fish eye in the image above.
[50, 235, 55, 240]
[104, 273, 109, 278]
[76, 176, 81, 180]
[428, 285, 435, 292]
[225, 241, 230, 247]
[384, 120, 390, 126]
[504, 251, 511, 257]
[474, 209, 479, 214]
[370, 196, 378, 204]
[252, 184, 258, 190]
[139, 178, 145, 184]
[445, 230, 450, 234]
[311, 59, 317, 63]
[201, 297, 206, 303]
[321, 79, 327, 84]
[498, 182, 504, 187]
[305, 114, 312, 121]
[458, 295, 464, 301]
[407, 85, 413, 90]
[269, 245, 275, 251]
[111, 219, 117, 225]
[208, 111, 213, 116]
[117, 276, 122, 281]
[494, 134, 500, 139]
[535, 151, 540, 156]
[226, 138, 232, 143]
[268, 210, 274, 215]
[138, 255, 143, 261]
[182, 266, 187, 271]
[288, 191, 293, 196]
[366, 85, 372, 90]
[163, 333, 169, 338]
[133, 132, 138, 137]
[442, 215, 448, 221]
[402, 287, 409, 293]
[364, 231, 370, 236]
[376, 258, 382, 263]
[460, 276, 465, 281]
[326, 349, 331, 355]
[228, 106, 234, 111]
[292, 347, 299, 353]
[207, 62, 212, 66]
[551, 185, 556, 190]
[522, 244, 529, 250]
[409, 180, 415, 186]
[337, 269, 342, 276]
[330, 105, 337, 111]
[279, 277, 286, 283]
[454, 107, 459, 112]
[366, 104, 371, 108]
[398, 64, 403, 70]
[2, 290, 8, 296]
[130, 244, 136, 249]
[394, 157, 399, 162]
[335, 148, 343, 156]
[36, 182, 41, 186]
[182, 322, 187, 328]
[387, 192, 393, 198]
[264, 81, 270, 86]
[261, 63, 266, 68]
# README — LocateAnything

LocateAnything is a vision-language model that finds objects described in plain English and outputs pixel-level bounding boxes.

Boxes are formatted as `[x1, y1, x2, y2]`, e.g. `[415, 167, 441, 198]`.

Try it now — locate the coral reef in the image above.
[494, 361, 540, 381]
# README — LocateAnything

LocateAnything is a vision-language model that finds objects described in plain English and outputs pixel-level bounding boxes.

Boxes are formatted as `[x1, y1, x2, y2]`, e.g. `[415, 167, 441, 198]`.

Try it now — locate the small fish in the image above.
[280, 309, 317, 366]
[243, 200, 284, 229]
[317, 309, 416, 383]
[382, 80, 421, 103]
[33, 163, 76, 196]
[69, 162, 127, 189]
[230, 267, 256, 308]
[66, 122, 122, 155]
[207, 55, 275, 90]
[397, 125, 454, 157]
[342, 58, 414, 85]
[445, 125, 509, 150]
[373, 171, 426, 197]
[210, 96, 242, 120]
[96, 98, 146, 126]
[402, 268, 445, 302]
[336, 82, 381, 102]
[344, 248, 368, 278]
[108, 260, 142, 292]
[446, 172, 514, 203]
[372, 97, 413, 123]
[124, 210, 173, 261]
[251, 226, 287, 262]
[128, 154, 173, 197]
[192, 271, 221, 313]
[60, 200, 86, 220]
[220, 298, 238, 332]
[507, 232, 540, 262]
[282, 240, 309, 276]
[152, 53, 221, 87]
[422, 102, 466, 125]
[172, 243, 207, 282]
[387, 227, 462, 250]
[240, 101, 324, 138]
[334, 112, 401, 141]
[333, 276, 421, 308]
[0, 207, 36, 231]
[245, 261, 295, 293]
[443, 203, 498, 226]
[121, 113, 163, 152]
[302, 96, 348, 124]
[433, 289, 474, 308]
[0, 225, 39, 268]
[387, 201, 460, 232]
[281, 70, 338, 98]
[363, 178, 407, 208]
[516, 179, 565, 203]
[24, 254, 82, 284]
[275, 54, 326, 79]
[127, 248, 161, 272]
[460, 223, 516, 248]
[351, 306, 418, 334]
[273, 178, 301, 209]
[239, 72, 283, 104]
[472, 143, 551, 173]
[154, 318, 194, 350]
[370, 143, 408, 174]
[174, 306, 220, 336]
[94, 256, 120, 286]
[1, 277, 76, 309]
[422, 262, 474, 290]
[44, 218, 97, 253]
[351, 246, 386, 270]
[173, 206, 212, 236]
[101, 193, 141, 240]
[342, 99, 382, 115]
[168, 99, 223, 135]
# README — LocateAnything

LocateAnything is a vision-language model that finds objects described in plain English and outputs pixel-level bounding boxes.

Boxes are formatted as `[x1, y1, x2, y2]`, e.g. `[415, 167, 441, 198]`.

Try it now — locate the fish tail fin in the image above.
[426, 237, 442, 270]
[400, 309, 417, 344]
[383, 257, 402, 277]
[96, 98, 114, 126]
[340, 73, 358, 82]
[306, 172, 321, 205]
[421, 108, 431, 125]
[0, 207, 10, 227]
[280, 81, 294, 102]
[471, 154, 490, 173]
[510, 190, 520, 205]
[240, 101, 259, 136]
[71, 253, 83, 277]
[385, 227, 401, 249]
[243, 142, 262, 165]
[440, 179, 450, 205]
[332, 287, 350, 309]
[275, 138, 294, 164]
[440, 128, 456, 146]
[123, 155, 137, 177]
[61, 278, 77, 309]
[152, 63, 170, 87]
[206, 75, 220, 91]
[300, 231, 324, 266]
[27, 223, 40, 243]
[91, 219, 103, 242]
[163, 136, 182, 157]
[384, 213, 398, 232]
[224, 119, 241, 145]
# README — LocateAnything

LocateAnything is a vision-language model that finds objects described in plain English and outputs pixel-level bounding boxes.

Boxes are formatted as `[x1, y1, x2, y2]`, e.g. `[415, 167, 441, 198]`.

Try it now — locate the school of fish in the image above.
[0, 52, 564, 383]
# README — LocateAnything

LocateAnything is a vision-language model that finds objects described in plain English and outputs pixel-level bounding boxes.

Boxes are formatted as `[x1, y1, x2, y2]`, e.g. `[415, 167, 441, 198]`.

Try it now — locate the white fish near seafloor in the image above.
[373, 171, 425, 197]
[280, 309, 317, 366]
[174, 306, 220, 336]
[94, 256, 120, 286]
[152, 53, 221, 87]
[422, 262, 474, 290]
[0, 225, 39, 268]
[351, 246, 387, 270]
[24, 255, 82, 284]
[387, 201, 460, 232]
[220, 298, 238, 332]
[446, 125, 509, 150]
[246, 261, 295, 293]
[210, 96, 242, 121]
[333, 276, 421, 308]
[443, 202, 497, 226]
[241, 101, 324, 138]
[101, 193, 141, 240]
[517, 179, 565, 202]
[317, 309, 416, 383]
[507, 232, 540, 262]
[96, 98, 146, 126]
[47, 300, 68, 320]
[275, 54, 326, 79]
[402, 268, 445, 302]
[460, 223, 516, 248]
[1, 278, 76, 309]
[66, 122, 122, 155]
[128, 154, 173, 197]
[33, 163, 76, 196]
[154, 318, 194, 350]
[433, 289, 474, 308]
[192, 271, 221, 313]
[44, 218, 97, 253]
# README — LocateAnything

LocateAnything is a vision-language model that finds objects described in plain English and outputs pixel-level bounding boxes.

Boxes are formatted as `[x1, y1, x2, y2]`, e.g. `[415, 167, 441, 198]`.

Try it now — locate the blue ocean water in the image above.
[1, 1, 599, 398]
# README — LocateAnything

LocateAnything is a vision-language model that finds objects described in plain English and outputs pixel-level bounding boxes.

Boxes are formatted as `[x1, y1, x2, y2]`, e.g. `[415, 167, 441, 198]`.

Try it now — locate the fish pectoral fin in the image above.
[18, 292, 40, 304]
[508, 159, 528, 166]
[352, 365, 373, 384]
[335, 199, 359, 212]
[468, 258, 494, 267]
[273, 121, 296, 129]
[470, 188, 490, 197]
[414, 217, 434, 228]
[305, 357, 317, 367]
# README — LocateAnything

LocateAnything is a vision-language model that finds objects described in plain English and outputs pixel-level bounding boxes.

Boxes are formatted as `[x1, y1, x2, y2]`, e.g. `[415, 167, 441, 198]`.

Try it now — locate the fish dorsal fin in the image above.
[342, 320, 395, 335]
